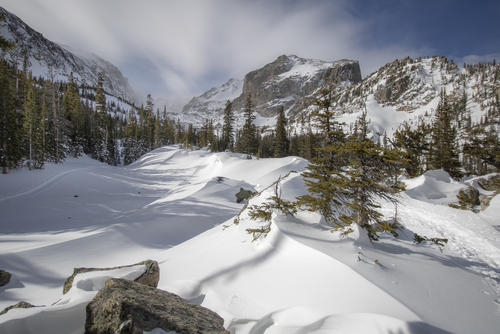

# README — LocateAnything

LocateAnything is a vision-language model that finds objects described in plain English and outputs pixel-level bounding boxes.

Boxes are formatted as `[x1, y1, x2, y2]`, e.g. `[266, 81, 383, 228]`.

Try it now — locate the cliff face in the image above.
[178, 54, 361, 127]
[231, 55, 361, 117]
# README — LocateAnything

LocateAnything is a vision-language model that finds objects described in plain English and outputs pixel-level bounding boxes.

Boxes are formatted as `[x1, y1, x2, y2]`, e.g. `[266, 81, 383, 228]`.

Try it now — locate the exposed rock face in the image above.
[0, 301, 37, 316]
[231, 55, 361, 117]
[0, 269, 11, 286]
[0, 6, 139, 103]
[85, 278, 229, 334]
[178, 55, 361, 127]
[374, 75, 411, 104]
[63, 260, 159, 294]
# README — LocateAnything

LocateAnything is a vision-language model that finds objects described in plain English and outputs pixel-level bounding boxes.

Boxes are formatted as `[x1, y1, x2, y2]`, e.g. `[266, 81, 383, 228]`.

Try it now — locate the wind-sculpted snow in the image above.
[1, 147, 499, 333]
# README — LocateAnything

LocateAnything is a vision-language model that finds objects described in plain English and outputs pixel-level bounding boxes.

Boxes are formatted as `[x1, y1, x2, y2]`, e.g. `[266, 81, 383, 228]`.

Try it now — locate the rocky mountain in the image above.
[0, 6, 139, 104]
[179, 55, 361, 128]
[320, 56, 499, 137]
[180, 54, 498, 138]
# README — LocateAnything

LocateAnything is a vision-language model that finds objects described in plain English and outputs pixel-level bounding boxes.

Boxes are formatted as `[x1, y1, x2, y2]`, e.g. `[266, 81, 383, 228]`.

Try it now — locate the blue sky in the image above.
[0, 0, 498, 102]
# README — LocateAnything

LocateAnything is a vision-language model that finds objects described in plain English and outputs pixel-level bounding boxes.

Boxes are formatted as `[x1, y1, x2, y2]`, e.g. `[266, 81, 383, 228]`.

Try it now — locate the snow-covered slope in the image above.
[1, 147, 499, 333]
[178, 78, 243, 126]
[315, 56, 499, 137]
[0, 6, 140, 104]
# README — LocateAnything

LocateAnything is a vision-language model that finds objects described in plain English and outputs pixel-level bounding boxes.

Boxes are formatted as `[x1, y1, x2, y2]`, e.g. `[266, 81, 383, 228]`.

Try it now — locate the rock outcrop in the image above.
[0, 269, 11, 286]
[231, 55, 361, 118]
[0, 301, 37, 316]
[85, 278, 229, 334]
[178, 55, 361, 127]
[63, 260, 159, 294]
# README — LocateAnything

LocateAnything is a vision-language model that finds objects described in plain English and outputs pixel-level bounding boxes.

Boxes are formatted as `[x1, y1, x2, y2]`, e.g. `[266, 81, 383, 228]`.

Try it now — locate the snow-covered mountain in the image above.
[178, 55, 361, 128]
[0, 6, 140, 104]
[319, 56, 499, 137]
[179, 54, 498, 138]
[178, 78, 243, 125]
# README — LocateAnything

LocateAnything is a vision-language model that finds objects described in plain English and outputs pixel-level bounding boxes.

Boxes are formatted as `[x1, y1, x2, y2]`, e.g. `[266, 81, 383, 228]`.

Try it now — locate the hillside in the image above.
[0, 6, 140, 105]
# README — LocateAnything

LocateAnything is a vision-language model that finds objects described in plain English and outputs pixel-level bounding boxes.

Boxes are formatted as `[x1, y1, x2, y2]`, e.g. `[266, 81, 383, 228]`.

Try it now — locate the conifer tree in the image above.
[237, 94, 258, 156]
[273, 106, 288, 157]
[393, 120, 430, 177]
[337, 111, 402, 239]
[221, 100, 234, 151]
[429, 90, 461, 178]
[94, 72, 107, 161]
[0, 60, 23, 173]
[298, 88, 347, 224]
[23, 73, 45, 169]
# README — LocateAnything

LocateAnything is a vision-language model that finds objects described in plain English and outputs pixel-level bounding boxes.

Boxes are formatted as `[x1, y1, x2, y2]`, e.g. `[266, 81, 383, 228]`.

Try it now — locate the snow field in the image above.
[0, 146, 499, 333]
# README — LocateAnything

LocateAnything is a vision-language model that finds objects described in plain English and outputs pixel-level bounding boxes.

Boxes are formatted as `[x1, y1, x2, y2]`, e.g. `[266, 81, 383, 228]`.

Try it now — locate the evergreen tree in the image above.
[94, 72, 107, 161]
[237, 94, 258, 156]
[336, 111, 402, 239]
[298, 88, 347, 224]
[393, 120, 430, 177]
[273, 106, 288, 157]
[429, 90, 461, 178]
[23, 73, 44, 169]
[221, 100, 234, 151]
[0, 60, 23, 173]
[63, 72, 84, 157]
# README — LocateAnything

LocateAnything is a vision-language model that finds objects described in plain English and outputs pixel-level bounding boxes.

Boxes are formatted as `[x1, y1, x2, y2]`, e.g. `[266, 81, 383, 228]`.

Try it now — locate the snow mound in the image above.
[404, 169, 465, 205]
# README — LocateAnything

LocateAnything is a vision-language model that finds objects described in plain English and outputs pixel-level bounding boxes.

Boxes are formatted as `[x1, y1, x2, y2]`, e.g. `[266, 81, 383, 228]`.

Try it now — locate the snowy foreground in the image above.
[0, 146, 499, 334]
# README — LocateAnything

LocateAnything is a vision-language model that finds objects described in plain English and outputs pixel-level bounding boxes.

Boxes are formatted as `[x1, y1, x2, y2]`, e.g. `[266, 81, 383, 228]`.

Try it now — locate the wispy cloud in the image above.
[0, 0, 431, 98]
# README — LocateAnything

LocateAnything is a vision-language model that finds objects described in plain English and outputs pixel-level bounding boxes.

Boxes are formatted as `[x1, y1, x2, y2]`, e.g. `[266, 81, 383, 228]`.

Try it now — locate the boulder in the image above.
[85, 278, 228, 334]
[477, 175, 500, 192]
[235, 187, 255, 203]
[0, 301, 36, 316]
[63, 260, 159, 294]
[456, 186, 480, 210]
[0, 269, 11, 286]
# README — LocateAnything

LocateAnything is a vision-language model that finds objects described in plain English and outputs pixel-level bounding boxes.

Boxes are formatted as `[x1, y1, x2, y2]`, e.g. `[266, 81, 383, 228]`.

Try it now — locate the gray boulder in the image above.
[85, 278, 228, 334]
[457, 186, 480, 210]
[0, 269, 11, 286]
[63, 260, 159, 294]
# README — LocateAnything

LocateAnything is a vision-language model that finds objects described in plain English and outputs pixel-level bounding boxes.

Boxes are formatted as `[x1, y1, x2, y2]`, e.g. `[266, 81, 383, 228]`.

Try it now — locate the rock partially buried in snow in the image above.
[85, 278, 228, 334]
[0, 269, 11, 286]
[0, 301, 37, 316]
[63, 260, 159, 294]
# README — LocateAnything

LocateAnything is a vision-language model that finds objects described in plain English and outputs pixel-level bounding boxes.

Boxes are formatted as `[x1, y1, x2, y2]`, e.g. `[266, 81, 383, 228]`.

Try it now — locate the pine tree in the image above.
[273, 106, 288, 157]
[94, 72, 107, 161]
[336, 111, 402, 239]
[63, 73, 84, 157]
[0, 60, 23, 173]
[23, 73, 45, 169]
[298, 88, 347, 224]
[429, 90, 461, 178]
[221, 100, 234, 151]
[237, 94, 258, 156]
[393, 121, 430, 177]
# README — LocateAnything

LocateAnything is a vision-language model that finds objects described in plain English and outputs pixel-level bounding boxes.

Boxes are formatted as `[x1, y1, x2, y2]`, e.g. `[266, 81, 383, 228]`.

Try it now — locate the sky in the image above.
[0, 0, 499, 101]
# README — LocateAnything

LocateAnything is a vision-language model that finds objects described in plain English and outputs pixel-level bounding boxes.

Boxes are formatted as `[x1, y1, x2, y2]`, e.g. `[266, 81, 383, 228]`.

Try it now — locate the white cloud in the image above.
[0, 0, 425, 98]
